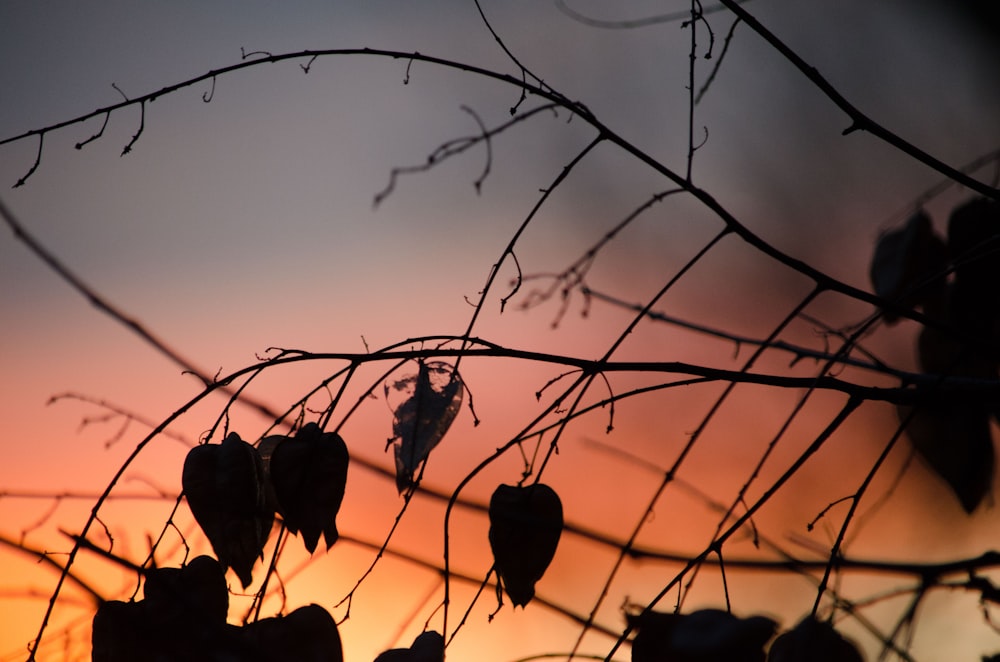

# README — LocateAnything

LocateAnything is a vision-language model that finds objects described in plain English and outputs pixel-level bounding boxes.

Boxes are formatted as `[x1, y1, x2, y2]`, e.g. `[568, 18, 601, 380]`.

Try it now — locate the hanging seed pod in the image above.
[488, 483, 563, 608]
[768, 615, 864, 662]
[269, 422, 350, 554]
[627, 608, 776, 662]
[388, 361, 463, 493]
[182, 432, 274, 588]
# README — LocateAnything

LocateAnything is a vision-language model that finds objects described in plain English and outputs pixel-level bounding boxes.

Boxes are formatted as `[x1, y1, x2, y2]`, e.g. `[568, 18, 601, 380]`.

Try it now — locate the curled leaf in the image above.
[269, 422, 350, 554]
[182, 432, 274, 588]
[388, 361, 463, 493]
[488, 483, 563, 607]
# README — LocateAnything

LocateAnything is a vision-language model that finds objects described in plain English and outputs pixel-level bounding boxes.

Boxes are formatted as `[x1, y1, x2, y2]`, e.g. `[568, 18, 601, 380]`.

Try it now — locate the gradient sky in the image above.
[2, 1, 1000, 660]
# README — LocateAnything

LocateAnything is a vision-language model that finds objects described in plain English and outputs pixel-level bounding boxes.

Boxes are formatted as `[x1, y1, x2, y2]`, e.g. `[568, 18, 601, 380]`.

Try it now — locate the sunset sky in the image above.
[2, 1, 1000, 660]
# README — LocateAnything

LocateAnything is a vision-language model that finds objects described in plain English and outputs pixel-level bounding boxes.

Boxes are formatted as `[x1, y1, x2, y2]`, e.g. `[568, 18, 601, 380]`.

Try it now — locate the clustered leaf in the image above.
[487, 483, 563, 608]
[268, 422, 350, 554]
[626, 610, 865, 662]
[182, 423, 351, 587]
[387, 361, 463, 493]
[93, 558, 344, 661]
[870, 197, 1000, 512]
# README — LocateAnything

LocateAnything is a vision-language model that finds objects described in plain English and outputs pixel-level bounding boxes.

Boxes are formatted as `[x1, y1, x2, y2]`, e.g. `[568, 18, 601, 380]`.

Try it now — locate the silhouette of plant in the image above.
[1, 2, 999, 661]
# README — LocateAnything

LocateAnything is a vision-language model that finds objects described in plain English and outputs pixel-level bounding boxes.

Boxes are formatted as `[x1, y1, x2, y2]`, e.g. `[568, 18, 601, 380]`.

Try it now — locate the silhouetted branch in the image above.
[715, 0, 999, 200]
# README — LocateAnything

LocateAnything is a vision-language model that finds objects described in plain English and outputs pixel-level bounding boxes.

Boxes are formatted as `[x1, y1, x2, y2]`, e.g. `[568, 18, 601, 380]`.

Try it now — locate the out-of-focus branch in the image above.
[715, 0, 999, 201]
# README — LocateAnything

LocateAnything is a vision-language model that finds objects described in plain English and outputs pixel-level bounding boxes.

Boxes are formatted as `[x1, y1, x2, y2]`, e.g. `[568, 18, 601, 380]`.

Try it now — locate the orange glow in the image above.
[3, 2, 1000, 661]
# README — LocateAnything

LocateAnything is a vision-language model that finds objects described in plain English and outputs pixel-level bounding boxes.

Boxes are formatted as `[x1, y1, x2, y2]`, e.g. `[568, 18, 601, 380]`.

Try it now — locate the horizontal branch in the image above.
[216, 341, 999, 405]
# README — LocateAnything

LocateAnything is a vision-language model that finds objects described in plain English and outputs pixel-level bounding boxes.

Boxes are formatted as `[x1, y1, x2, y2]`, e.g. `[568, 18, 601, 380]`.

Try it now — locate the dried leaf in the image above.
[269, 422, 350, 553]
[488, 483, 563, 607]
[389, 361, 463, 493]
[182, 432, 274, 588]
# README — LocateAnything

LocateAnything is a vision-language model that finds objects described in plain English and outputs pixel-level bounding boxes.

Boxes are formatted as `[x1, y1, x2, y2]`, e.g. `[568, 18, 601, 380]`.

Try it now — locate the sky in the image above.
[1, 1, 1000, 660]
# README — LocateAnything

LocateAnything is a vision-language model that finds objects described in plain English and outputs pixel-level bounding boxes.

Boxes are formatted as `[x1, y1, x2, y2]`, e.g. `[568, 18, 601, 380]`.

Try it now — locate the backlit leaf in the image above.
[388, 361, 463, 493]
[182, 432, 275, 588]
[488, 483, 563, 608]
[869, 210, 948, 323]
[269, 422, 350, 554]
[628, 608, 776, 662]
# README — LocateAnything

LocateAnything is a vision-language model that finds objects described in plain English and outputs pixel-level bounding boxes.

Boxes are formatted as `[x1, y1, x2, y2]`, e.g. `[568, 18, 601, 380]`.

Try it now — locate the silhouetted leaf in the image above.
[93, 557, 233, 661]
[898, 397, 994, 513]
[373, 630, 444, 662]
[240, 604, 343, 662]
[92, 600, 151, 662]
[947, 197, 1000, 357]
[870, 210, 948, 323]
[767, 615, 863, 662]
[388, 361, 463, 493]
[182, 432, 275, 588]
[488, 483, 563, 607]
[143, 555, 228, 629]
[268, 422, 350, 554]
[627, 608, 776, 662]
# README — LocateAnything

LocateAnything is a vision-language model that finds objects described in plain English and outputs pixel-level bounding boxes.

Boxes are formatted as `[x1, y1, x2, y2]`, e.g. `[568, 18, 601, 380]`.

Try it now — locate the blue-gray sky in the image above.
[1, 2, 999, 660]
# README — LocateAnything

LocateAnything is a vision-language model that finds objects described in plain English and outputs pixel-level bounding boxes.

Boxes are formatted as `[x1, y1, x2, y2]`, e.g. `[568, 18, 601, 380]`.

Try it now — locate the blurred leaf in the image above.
[898, 398, 994, 513]
[488, 483, 563, 608]
[182, 432, 275, 588]
[389, 361, 463, 493]
[870, 210, 948, 323]
[627, 608, 776, 662]
[269, 422, 350, 554]
[767, 615, 863, 662]
[947, 197, 1000, 356]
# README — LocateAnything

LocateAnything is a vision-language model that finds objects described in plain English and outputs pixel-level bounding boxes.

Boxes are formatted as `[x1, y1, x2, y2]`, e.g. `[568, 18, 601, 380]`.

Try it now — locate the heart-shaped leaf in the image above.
[388, 361, 463, 493]
[269, 422, 350, 554]
[182, 432, 274, 588]
[488, 483, 563, 608]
